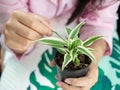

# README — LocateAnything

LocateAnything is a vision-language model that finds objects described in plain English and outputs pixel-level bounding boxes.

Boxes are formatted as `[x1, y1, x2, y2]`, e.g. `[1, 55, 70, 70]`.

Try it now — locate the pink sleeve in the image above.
[0, 0, 28, 32]
[79, 0, 120, 55]
[0, 0, 34, 60]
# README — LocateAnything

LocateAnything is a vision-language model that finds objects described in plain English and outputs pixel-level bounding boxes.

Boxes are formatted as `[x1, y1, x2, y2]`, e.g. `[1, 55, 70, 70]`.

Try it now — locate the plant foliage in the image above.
[39, 22, 103, 71]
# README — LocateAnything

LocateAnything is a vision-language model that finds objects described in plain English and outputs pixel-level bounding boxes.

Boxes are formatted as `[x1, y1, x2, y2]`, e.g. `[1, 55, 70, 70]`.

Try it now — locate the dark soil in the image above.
[54, 51, 91, 70]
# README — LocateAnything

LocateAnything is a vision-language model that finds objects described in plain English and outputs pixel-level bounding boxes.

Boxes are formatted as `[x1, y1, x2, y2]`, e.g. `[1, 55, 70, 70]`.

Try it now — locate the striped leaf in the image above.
[88, 48, 95, 52]
[65, 27, 72, 36]
[77, 46, 96, 62]
[70, 38, 82, 49]
[69, 22, 85, 39]
[62, 53, 72, 71]
[83, 36, 103, 46]
[70, 49, 78, 62]
[38, 37, 65, 48]
[56, 48, 67, 54]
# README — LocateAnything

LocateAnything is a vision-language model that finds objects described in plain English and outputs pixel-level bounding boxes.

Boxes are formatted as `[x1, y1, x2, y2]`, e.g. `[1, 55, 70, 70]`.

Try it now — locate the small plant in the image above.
[39, 22, 103, 71]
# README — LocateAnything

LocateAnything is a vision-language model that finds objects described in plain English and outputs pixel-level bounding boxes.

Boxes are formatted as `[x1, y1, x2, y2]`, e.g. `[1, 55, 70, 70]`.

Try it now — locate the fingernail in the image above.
[65, 79, 71, 84]
[56, 82, 62, 87]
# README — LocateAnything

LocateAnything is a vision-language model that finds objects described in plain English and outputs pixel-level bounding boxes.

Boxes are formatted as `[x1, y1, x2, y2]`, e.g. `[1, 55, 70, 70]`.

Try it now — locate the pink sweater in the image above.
[0, 0, 120, 58]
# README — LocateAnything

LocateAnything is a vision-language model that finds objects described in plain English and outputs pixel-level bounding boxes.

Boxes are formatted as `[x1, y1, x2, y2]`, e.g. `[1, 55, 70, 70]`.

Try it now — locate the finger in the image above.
[4, 29, 33, 53]
[27, 13, 53, 31]
[64, 64, 98, 87]
[64, 76, 93, 87]
[13, 10, 53, 36]
[56, 82, 80, 90]
[26, 12, 51, 24]
[49, 60, 55, 66]
[6, 19, 43, 40]
[34, 14, 52, 29]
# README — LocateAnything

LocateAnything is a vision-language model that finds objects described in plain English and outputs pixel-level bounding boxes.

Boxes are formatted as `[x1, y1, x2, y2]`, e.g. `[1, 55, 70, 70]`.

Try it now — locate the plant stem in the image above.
[52, 31, 65, 41]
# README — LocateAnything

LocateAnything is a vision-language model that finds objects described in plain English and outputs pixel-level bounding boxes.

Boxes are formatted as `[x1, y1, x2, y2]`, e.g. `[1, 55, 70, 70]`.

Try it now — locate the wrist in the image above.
[90, 39, 107, 64]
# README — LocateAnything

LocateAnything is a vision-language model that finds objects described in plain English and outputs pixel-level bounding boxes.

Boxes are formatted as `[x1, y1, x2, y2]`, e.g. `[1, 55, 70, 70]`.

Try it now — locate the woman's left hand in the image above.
[56, 62, 98, 90]
[50, 39, 107, 90]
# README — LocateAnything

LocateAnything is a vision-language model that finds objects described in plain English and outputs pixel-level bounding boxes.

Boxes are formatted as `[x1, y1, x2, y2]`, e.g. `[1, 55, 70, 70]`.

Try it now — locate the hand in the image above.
[55, 39, 107, 90]
[56, 62, 98, 90]
[50, 60, 98, 90]
[4, 10, 53, 53]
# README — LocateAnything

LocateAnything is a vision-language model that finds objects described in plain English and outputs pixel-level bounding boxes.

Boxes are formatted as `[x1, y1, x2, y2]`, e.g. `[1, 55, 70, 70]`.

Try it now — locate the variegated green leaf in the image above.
[69, 22, 85, 39]
[70, 49, 78, 62]
[67, 39, 71, 47]
[74, 57, 80, 66]
[83, 36, 103, 46]
[62, 53, 72, 71]
[56, 48, 67, 54]
[87, 48, 95, 52]
[71, 38, 82, 49]
[39, 37, 65, 48]
[77, 46, 96, 62]
[65, 27, 72, 36]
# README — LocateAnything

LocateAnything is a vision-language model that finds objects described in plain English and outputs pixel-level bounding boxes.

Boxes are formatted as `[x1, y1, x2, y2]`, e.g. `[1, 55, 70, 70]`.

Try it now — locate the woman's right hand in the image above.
[4, 10, 53, 54]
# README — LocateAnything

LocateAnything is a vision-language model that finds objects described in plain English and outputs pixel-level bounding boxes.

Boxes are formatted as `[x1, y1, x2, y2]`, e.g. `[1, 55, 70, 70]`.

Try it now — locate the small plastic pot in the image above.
[54, 52, 91, 81]
[55, 63, 90, 81]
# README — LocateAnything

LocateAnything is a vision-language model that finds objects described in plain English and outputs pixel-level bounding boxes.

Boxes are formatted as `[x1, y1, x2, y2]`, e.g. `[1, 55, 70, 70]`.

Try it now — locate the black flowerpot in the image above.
[54, 51, 91, 81]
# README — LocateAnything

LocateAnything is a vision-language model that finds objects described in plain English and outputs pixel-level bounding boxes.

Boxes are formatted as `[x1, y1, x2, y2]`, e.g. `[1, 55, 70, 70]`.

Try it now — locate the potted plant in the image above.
[38, 22, 103, 81]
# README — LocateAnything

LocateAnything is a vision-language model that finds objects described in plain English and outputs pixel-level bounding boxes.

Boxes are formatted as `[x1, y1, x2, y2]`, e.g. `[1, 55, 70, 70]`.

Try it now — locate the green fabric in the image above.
[29, 49, 58, 90]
